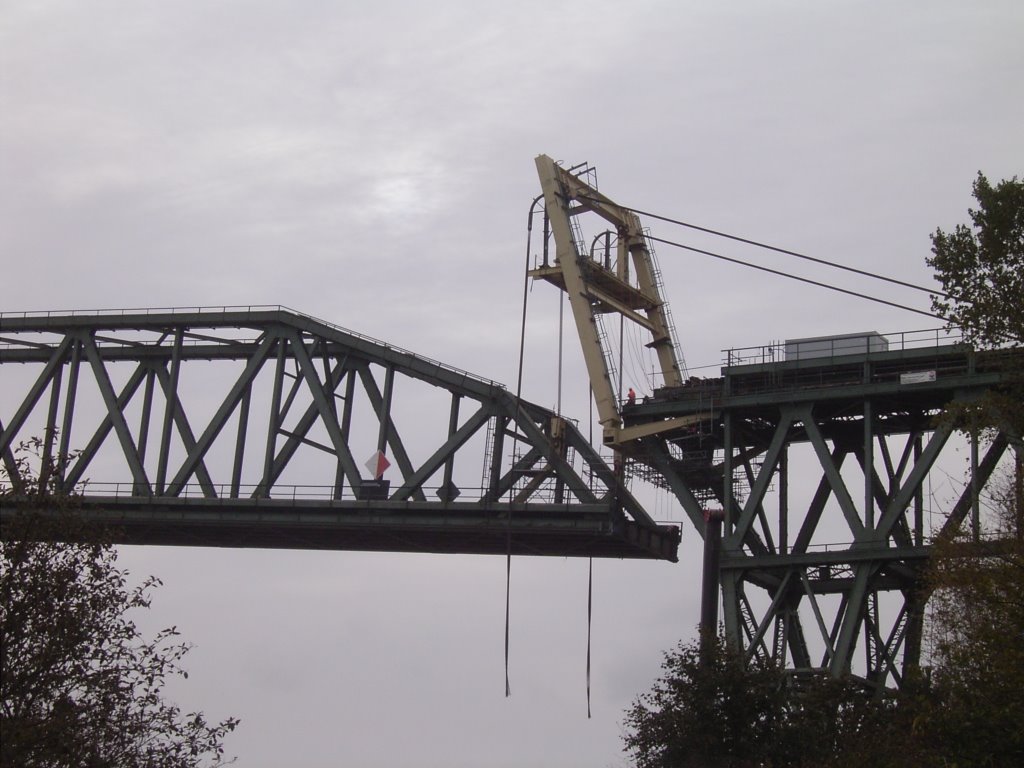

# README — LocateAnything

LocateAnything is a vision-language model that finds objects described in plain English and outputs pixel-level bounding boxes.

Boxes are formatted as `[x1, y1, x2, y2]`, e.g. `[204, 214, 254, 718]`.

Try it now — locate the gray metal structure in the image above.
[0, 307, 679, 560]
[526, 156, 1023, 688]
[626, 342, 1022, 688]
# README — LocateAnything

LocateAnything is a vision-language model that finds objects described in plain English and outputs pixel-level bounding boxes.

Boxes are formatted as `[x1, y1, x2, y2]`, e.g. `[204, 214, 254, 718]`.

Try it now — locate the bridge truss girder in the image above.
[0, 308, 679, 560]
[627, 346, 1023, 688]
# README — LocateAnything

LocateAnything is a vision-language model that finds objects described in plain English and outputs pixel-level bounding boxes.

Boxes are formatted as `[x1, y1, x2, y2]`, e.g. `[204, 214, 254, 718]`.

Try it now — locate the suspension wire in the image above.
[620, 322, 640, 393]
[557, 293, 564, 415]
[579, 194, 953, 300]
[625, 321, 653, 392]
[587, 556, 593, 719]
[646, 234, 943, 320]
[506, 197, 543, 697]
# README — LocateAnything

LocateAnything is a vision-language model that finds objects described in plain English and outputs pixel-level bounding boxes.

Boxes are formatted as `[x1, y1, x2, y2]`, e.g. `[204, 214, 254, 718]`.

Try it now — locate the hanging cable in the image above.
[557, 293, 564, 415]
[587, 556, 593, 719]
[578, 194, 954, 300]
[645, 234, 943, 320]
[506, 195, 543, 697]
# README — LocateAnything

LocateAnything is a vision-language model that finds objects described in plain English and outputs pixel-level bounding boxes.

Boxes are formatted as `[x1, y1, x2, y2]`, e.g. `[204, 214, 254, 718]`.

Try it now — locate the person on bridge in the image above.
[627, 387, 636, 406]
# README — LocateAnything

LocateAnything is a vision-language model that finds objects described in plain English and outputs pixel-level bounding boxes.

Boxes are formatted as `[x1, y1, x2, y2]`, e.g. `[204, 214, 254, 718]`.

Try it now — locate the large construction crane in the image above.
[532, 155, 701, 448]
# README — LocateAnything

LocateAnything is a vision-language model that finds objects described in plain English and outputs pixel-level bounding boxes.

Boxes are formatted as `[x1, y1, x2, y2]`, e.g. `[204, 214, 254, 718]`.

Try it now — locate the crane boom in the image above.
[532, 154, 684, 447]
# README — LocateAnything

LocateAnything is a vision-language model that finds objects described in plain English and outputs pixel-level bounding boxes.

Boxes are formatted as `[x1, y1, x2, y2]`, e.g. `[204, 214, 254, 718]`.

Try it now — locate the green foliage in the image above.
[623, 637, 784, 768]
[621, 636, 929, 768]
[928, 172, 1024, 348]
[924, 476, 1024, 767]
[928, 173, 1024, 466]
[0, 441, 238, 767]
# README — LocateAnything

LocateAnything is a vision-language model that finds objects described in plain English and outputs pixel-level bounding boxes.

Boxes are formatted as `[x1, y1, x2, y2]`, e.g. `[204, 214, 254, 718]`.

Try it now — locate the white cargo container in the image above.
[784, 332, 888, 360]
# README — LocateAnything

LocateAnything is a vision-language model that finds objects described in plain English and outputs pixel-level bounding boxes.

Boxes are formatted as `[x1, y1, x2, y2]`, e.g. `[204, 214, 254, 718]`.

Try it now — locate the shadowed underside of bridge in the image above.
[0, 307, 679, 561]
[54, 497, 671, 558]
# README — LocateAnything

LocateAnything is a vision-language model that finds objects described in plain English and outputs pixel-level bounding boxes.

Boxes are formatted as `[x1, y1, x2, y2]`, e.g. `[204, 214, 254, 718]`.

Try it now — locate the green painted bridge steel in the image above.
[624, 341, 1023, 689]
[0, 307, 679, 561]
[3, 307, 1021, 689]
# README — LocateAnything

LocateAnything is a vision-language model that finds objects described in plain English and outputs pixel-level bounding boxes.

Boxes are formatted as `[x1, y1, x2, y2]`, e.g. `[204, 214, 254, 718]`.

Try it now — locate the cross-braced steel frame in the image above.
[627, 343, 1023, 688]
[526, 155, 1022, 688]
[0, 308, 679, 560]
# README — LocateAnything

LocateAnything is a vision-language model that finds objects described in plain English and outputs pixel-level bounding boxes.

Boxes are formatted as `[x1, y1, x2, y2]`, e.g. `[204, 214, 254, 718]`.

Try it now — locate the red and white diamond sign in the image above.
[365, 450, 391, 480]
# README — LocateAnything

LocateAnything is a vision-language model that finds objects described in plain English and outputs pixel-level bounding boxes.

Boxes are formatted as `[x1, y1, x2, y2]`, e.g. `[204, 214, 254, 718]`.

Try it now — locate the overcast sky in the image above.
[2, 2, 1022, 766]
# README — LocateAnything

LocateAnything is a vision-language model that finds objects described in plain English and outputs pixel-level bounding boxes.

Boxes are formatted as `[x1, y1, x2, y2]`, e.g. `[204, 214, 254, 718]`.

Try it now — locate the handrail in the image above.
[723, 327, 967, 367]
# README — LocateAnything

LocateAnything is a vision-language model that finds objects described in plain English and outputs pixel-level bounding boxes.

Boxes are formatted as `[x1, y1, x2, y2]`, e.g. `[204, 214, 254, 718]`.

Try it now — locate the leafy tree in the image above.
[1, 441, 238, 767]
[920, 475, 1024, 767]
[621, 635, 935, 768]
[904, 171, 1023, 766]
[928, 172, 1024, 348]
[623, 636, 787, 768]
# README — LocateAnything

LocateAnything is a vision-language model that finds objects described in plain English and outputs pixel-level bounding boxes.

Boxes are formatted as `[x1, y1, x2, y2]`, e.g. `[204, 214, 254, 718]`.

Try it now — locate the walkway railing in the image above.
[723, 327, 966, 367]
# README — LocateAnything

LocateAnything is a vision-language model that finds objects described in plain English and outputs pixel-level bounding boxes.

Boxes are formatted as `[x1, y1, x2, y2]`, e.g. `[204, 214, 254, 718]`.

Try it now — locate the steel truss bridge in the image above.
[626, 341, 1023, 688]
[0, 308, 679, 560]
[3, 310, 1018, 692]
[2, 158, 1022, 691]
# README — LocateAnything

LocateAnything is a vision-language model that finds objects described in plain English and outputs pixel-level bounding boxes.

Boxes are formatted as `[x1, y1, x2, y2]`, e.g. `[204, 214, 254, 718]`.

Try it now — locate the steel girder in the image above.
[627, 345, 1023, 689]
[0, 308, 679, 560]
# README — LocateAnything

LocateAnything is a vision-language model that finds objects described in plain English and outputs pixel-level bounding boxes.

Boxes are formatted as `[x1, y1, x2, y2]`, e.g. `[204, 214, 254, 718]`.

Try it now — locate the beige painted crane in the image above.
[532, 154, 695, 448]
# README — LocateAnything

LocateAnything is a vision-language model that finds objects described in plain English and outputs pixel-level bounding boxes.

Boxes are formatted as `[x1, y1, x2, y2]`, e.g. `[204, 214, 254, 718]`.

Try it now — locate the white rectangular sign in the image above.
[900, 370, 936, 385]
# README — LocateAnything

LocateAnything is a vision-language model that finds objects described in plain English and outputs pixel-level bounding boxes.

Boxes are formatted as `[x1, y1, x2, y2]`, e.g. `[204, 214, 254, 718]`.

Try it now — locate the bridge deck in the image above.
[4, 496, 678, 559]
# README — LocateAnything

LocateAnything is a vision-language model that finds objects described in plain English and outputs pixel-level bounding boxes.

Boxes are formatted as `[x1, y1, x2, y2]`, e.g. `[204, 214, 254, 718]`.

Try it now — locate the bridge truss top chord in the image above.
[0, 307, 680, 561]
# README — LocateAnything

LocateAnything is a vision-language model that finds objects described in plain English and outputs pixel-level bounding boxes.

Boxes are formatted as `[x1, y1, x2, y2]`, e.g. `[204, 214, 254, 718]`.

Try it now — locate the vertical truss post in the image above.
[700, 509, 724, 640]
[137, 367, 156, 470]
[231, 382, 251, 499]
[377, 367, 395, 460]
[779, 446, 788, 554]
[260, 336, 286, 498]
[337, 372, 356, 499]
[914, 435, 924, 545]
[864, 398, 874, 528]
[156, 329, 183, 495]
[487, 417, 506, 501]
[39, 363, 63, 489]
[721, 408, 743, 649]
[440, 394, 461, 502]
[56, 339, 81, 489]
